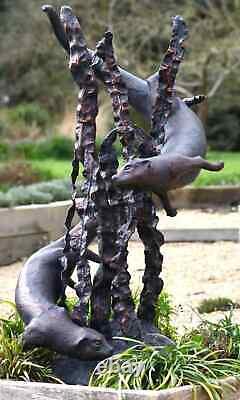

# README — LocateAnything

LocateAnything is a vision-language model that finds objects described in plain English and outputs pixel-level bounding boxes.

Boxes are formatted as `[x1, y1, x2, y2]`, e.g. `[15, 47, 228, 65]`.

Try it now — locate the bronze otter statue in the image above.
[15, 233, 113, 360]
[14, 6, 224, 364]
[112, 97, 224, 211]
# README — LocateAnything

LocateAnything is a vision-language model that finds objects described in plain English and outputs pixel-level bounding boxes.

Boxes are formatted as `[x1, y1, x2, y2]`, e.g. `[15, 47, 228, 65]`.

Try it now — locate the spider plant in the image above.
[0, 300, 60, 382]
[90, 338, 240, 400]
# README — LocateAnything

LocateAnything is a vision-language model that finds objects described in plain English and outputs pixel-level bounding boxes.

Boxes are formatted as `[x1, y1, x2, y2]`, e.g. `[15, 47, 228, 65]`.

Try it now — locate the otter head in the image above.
[72, 327, 113, 361]
[23, 309, 113, 361]
[112, 158, 151, 189]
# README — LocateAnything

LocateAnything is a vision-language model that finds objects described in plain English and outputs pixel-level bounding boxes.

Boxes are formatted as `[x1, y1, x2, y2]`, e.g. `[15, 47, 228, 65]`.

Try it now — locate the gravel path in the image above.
[0, 209, 239, 330]
[1, 242, 239, 328]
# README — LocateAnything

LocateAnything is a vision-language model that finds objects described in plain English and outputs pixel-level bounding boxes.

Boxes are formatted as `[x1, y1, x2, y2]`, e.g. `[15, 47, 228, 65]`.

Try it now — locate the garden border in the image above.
[0, 186, 239, 266]
[0, 377, 240, 400]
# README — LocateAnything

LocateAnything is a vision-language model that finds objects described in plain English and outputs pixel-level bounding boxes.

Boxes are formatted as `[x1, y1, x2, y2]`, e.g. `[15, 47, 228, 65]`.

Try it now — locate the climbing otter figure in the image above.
[15, 233, 113, 360]
[112, 98, 224, 210]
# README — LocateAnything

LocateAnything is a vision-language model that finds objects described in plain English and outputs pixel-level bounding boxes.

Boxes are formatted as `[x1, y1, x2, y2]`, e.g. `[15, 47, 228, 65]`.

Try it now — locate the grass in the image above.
[0, 300, 59, 382]
[2, 295, 240, 397]
[194, 151, 240, 187]
[31, 159, 73, 180]
[90, 339, 240, 398]
[198, 297, 239, 314]
[185, 313, 240, 360]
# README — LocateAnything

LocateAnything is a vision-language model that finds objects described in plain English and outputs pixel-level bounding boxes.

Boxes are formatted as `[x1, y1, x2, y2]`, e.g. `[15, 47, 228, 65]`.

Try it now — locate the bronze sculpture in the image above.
[15, 5, 224, 375]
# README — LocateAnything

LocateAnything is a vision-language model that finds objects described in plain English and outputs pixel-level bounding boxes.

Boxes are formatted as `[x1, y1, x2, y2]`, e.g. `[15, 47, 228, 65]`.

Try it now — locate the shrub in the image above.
[13, 139, 36, 159]
[0, 119, 10, 138]
[13, 136, 74, 160]
[153, 292, 177, 340]
[207, 107, 240, 151]
[132, 290, 177, 341]
[30, 180, 71, 202]
[197, 297, 238, 314]
[8, 103, 51, 129]
[0, 300, 58, 382]
[0, 179, 71, 207]
[187, 314, 240, 360]
[31, 136, 74, 160]
[7, 186, 53, 206]
[0, 160, 44, 187]
[9, 135, 120, 161]
[0, 141, 10, 160]
[0, 192, 11, 207]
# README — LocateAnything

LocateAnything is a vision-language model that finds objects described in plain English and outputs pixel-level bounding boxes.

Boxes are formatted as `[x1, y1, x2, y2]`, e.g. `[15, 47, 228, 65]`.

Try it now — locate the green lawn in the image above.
[31, 159, 73, 180]
[194, 151, 240, 187]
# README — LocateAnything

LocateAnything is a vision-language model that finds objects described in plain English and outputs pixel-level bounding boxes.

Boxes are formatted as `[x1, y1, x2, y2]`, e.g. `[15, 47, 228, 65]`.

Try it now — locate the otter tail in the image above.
[201, 159, 224, 172]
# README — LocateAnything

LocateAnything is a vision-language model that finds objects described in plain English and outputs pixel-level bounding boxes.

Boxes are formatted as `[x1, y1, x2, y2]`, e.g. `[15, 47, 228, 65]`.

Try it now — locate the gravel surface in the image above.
[1, 242, 239, 329]
[0, 209, 239, 331]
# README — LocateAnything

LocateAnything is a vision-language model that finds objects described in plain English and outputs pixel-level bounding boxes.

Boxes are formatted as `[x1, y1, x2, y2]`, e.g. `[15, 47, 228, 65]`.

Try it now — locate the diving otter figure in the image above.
[112, 98, 224, 211]
[113, 153, 224, 195]
[15, 235, 113, 360]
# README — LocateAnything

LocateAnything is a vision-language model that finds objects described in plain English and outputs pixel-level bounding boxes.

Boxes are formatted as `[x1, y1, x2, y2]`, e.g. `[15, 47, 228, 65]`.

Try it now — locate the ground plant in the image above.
[198, 297, 239, 314]
[90, 339, 240, 399]
[0, 301, 58, 382]
[187, 313, 240, 360]
[1, 295, 240, 399]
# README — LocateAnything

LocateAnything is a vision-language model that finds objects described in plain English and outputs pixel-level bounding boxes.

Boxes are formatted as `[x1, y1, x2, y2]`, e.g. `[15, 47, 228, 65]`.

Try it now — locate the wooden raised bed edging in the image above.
[0, 377, 240, 400]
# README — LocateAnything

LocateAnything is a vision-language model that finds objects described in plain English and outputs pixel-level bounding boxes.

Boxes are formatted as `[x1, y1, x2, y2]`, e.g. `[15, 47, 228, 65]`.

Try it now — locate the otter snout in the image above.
[75, 328, 113, 361]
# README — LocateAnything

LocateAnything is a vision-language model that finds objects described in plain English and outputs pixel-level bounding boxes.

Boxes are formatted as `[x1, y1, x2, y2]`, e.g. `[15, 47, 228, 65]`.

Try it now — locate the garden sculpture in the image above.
[15, 5, 224, 372]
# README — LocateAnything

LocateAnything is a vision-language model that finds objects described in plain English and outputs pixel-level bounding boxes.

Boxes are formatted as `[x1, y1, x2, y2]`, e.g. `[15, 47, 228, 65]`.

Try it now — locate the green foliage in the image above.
[0, 192, 11, 207]
[186, 314, 240, 360]
[8, 103, 51, 129]
[2, 297, 240, 394]
[207, 107, 240, 151]
[6, 186, 53, 206]
[0, 160, 49, 190]
[198, 297, 238, 314]
[1, 0, 239, 143]
[0, 301, 59, 382]
[13, 136, 74, 160]
[0, 179, 71, 207]
[194, 151, 240, 187]
[64, 297, 78, 313]
[90, 339, 240, 397]
[0, 141, 10, 160]
[30, 159, 72, 180]
[30, 180, 71, 202]
[0, 119, 10, 138]
[132, 290, 177, 341]
[153, 292, 177, 340]
[27, 136, 73, 160]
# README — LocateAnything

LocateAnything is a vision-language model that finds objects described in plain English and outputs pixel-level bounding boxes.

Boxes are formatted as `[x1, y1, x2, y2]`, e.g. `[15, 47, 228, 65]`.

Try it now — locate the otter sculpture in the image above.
[15, 6, 224, 367]
[15, 232, 113, 360]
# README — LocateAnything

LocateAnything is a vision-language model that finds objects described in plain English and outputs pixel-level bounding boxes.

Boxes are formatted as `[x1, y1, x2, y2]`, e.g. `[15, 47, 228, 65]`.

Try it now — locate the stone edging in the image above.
[167, 185, 240, 209]
[0, 186, 239, 266]
[0, 377, 239, 400]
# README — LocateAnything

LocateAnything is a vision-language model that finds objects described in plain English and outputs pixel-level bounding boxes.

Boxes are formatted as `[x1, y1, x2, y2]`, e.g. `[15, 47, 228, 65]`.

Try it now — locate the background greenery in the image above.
[0, 1, 240, 206]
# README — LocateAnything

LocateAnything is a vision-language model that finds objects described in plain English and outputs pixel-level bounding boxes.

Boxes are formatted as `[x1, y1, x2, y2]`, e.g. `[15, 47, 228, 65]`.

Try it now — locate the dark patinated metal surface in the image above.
[15, 5, 224, 365]
[15, 236, 113, 360]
